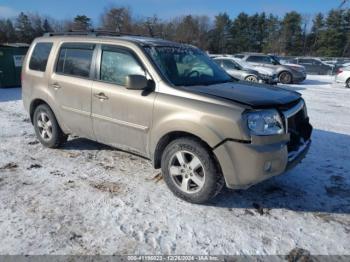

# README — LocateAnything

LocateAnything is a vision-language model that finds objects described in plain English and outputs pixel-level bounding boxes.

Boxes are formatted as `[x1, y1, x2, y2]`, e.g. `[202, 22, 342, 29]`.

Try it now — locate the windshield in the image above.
[269, 56, 281, 65]
[222, 59, 243, 70]
[144, 46, 233, 86]
[234, 59, 251, 69]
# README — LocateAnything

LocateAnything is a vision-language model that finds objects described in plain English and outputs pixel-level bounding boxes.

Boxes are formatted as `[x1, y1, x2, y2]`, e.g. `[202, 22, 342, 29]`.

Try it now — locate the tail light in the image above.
[337, 69, 343, 75]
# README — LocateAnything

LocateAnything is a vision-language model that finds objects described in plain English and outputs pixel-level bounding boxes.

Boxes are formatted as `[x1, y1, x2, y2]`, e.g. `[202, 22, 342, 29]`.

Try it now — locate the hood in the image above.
[242, 68, 259, 75]
[250, 66, 276, 75]
[285, 63, 306, 70]
[181, 81, 301, 108]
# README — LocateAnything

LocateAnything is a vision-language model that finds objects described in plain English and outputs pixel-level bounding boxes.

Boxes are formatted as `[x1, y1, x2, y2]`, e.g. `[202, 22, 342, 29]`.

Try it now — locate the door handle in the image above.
[94, 92, 109, 101]
[51, 83, 61, 90]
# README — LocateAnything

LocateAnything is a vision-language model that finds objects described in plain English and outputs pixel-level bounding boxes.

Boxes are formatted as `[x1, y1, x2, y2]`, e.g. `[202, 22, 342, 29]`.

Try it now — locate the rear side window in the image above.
[246, 56, 262, 63]
[56, 43, 94, 78]
[29, 42, 53, 72]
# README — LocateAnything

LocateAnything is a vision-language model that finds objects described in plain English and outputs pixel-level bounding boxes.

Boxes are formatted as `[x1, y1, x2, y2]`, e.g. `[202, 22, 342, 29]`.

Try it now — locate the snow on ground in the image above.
[0, 75, 349, 256]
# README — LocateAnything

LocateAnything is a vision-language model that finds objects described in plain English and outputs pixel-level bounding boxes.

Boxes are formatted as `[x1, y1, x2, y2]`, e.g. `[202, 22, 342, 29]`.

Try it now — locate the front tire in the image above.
[278, 71, 293, 84]
[161, 137, 224, 204]
[245, 75, 259, 82]
[33, 104, 67, 148]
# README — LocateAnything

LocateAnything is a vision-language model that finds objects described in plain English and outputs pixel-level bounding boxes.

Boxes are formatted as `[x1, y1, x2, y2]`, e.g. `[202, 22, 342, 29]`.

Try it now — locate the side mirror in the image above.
[125, 75, 148, 90]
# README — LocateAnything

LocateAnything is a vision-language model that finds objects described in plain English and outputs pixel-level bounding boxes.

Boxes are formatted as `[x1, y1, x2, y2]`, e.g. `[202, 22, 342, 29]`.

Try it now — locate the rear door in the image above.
[91, 44, 156, 154]
[298, 58, 318, 74]
[49, 42, 96, 139]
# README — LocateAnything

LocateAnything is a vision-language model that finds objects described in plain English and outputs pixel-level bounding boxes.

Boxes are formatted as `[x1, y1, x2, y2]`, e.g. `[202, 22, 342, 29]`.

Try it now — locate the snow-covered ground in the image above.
[0, 75, 349, 256]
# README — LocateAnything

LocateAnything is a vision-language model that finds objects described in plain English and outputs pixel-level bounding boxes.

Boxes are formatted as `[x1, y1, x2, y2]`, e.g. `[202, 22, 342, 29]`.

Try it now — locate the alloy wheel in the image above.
[37, 112, 53, 141]
[168, 150, 205, 194]
[279, 72, 292, 84]
[245, 75, 258, 82]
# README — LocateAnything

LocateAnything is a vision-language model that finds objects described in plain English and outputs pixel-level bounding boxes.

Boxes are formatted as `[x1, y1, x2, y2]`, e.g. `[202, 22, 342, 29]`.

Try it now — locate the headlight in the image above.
[245, 110, 284, 136]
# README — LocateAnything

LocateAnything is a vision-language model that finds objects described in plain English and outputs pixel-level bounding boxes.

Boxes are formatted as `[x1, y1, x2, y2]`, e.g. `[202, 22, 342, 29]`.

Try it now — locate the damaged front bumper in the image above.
[213, 136, 311, 190]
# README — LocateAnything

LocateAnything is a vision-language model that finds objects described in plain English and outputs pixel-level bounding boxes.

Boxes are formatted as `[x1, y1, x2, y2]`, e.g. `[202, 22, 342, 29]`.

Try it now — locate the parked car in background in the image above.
[213, 57, 261, 83]
[236, 53, 306, 84]
[335, 67, 350, 88]
[289, 57, 334, 75]
[228, 57, 278, 84]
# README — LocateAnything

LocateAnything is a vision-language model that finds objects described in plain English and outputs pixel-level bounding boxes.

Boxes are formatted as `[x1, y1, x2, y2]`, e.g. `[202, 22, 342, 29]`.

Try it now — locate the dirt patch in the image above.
[330, 175, 345, 184]
[27, 164, 42, 170]
[244, 209, 255, 216]
[69, 232, 82, 241]
[28, 140, 39, 145]
[252, 202, 270, 216]
[313, 213, 350, 229]
[264, 185, 286, 196]
[22, 118, 31, 123]
[325, 185, 350, 198]
[146, 172, 163, 183]
[50, 170, 65, 177]
[90, 181, 122, 194]
[286, 247, 312, 262]
[0, 162, 18, 171]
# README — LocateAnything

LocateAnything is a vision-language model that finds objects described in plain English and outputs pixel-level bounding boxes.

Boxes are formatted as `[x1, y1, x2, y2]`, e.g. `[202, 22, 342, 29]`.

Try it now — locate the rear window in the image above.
[29, 42, 53, 72]
[56, 43, 94, 78]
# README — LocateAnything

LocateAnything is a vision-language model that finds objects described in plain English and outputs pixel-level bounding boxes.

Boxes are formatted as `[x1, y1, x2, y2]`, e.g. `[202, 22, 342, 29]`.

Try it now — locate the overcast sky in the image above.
[0, 0, 345, 24]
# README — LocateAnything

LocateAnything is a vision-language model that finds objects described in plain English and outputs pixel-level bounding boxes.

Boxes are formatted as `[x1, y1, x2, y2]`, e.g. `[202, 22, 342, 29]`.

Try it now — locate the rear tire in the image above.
[33, 104, 67, 148]
[278, 71, 293, 84]
[346, 78, 350, 88]
[161, 137, 224, 204]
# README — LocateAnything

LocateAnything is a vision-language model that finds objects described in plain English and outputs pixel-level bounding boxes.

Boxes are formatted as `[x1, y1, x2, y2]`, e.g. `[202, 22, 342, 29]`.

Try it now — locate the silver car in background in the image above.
[213, 57, 261, 83]
[335, 67, 350, 88]
[231, 57, 278, 85]
[235, 53, 307, 84]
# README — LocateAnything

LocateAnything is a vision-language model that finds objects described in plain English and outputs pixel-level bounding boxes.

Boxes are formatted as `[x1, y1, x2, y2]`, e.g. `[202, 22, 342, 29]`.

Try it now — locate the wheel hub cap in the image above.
[37, 112, 52, 141]
[168, 150, 205, 194]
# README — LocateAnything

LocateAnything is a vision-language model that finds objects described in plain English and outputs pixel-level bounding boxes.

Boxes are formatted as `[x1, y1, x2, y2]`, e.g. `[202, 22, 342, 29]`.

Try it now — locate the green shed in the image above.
[0, 43, 29, 88]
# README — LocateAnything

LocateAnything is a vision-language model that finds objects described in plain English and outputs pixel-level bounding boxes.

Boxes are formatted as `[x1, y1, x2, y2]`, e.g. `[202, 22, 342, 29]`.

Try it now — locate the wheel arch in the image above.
[29, 98, 50, 123]
[244, 74, 258, 81]
[346, 77, 350, 87]
[152, 131, 221, 172]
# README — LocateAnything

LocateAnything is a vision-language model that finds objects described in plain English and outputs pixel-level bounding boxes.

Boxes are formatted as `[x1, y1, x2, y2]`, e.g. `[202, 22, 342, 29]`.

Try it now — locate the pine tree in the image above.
[262, 14, 281, 53]
[280, 12, 303, 55]
[31, 15, 44, 38]
[230, 13, 251, 53]
[208, 13, 231, 53]
[43, 19, 53, 33]
[15, 12, 35, 43]
[72, 15, 92, 31]
[317, 10, 346, 57]
[309, 13, 325, 55]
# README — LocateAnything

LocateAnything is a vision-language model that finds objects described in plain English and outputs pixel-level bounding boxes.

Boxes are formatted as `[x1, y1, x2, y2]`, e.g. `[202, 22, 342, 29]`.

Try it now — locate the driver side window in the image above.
[100, 46, 145, 86]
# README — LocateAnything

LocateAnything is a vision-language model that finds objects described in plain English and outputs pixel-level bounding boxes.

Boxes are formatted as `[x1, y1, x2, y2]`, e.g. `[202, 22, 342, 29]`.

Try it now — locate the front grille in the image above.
[281, 101, 312, 153]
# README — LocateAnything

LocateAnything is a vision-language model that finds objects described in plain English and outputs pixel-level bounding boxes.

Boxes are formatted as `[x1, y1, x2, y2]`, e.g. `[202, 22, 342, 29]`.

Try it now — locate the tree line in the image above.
[0, 6, 349, 57]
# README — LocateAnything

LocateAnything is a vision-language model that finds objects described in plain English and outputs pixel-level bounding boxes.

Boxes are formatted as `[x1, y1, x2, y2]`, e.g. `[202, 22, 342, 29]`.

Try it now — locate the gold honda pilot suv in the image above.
[22, 32, 312, 203]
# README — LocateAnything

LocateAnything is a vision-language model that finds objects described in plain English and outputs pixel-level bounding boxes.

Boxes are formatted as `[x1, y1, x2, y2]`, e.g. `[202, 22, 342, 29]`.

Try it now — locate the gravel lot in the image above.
[0, 75, 349, 255]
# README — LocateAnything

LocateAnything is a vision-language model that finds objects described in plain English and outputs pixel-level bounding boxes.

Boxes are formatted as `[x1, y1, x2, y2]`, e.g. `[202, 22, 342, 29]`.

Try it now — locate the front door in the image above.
[91, 45, 156, 155]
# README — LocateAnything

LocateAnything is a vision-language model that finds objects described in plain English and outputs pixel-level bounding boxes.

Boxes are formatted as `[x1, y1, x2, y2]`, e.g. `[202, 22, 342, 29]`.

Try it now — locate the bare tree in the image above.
[100, 6, 132, 33]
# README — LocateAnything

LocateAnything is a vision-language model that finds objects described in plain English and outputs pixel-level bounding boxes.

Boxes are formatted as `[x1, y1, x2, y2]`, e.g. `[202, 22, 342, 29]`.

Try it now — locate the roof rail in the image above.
[43, 30, 144, 38]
